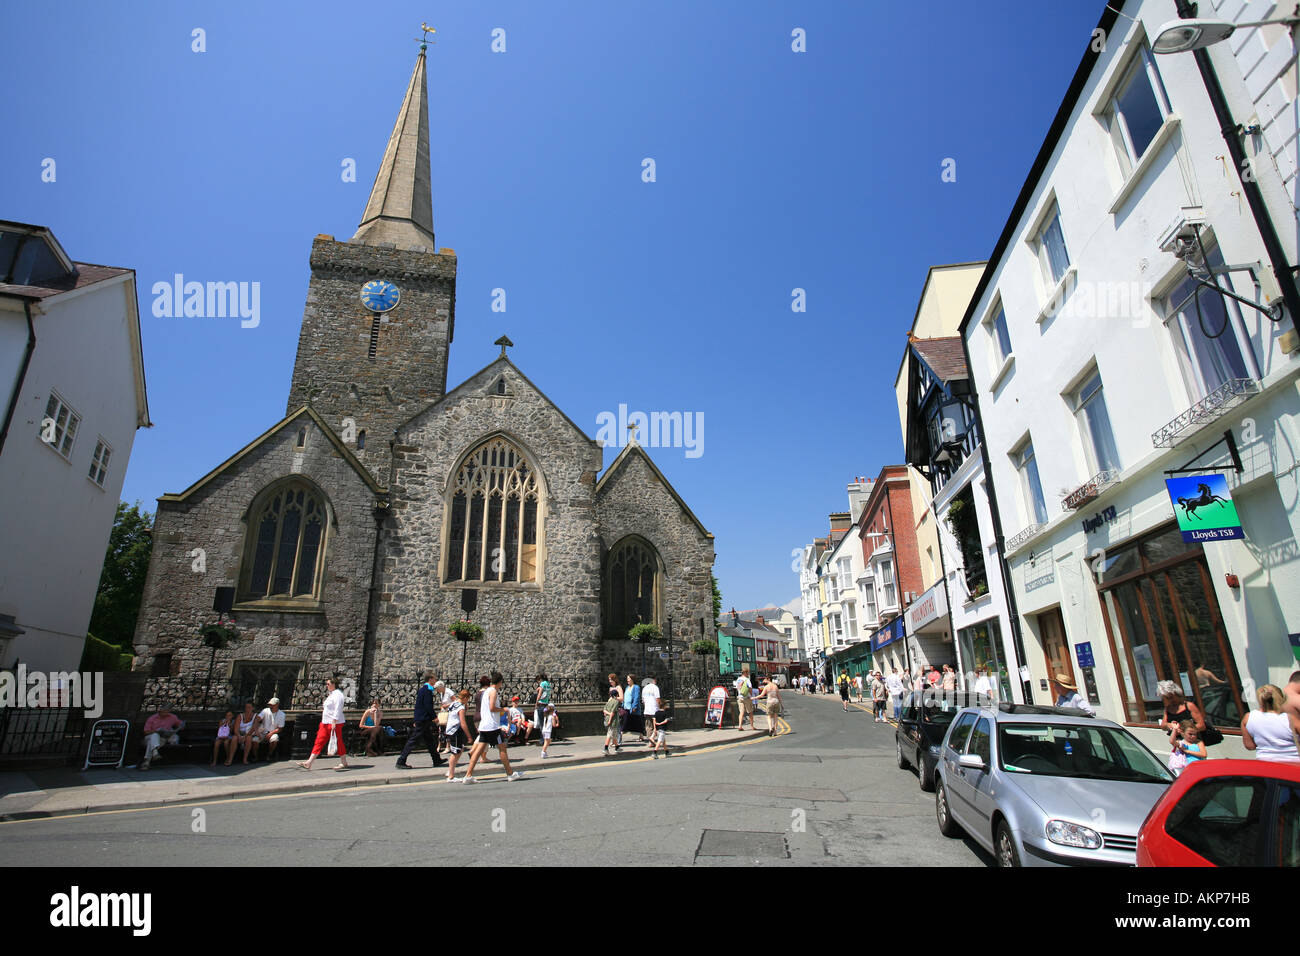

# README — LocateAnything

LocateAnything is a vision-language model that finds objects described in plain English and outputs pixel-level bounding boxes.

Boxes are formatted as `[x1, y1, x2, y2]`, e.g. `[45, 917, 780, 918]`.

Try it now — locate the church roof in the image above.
[596, 441, 712, 540]
[352, 50, 436, 251]
[157, 404, 386, 503]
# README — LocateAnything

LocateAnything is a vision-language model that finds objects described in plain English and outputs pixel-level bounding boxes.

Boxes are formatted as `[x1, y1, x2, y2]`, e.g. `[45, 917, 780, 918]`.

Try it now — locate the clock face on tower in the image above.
[360, 280, 400, 313]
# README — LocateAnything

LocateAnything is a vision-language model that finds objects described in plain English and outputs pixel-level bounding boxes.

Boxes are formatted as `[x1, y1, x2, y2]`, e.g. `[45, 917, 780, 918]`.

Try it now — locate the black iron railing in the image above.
[0, 707, 90, 758]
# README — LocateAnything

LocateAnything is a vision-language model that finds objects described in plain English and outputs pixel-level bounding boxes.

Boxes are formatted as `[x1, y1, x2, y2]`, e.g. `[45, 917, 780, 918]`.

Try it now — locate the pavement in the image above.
[0, 717, 776, 821]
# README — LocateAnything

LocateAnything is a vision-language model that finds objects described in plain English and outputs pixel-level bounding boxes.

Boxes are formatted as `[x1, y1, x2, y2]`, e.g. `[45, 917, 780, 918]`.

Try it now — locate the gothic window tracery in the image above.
[605, 536, 661, 637]
[240, 481, 329, 602]
[444, 436, 541, 583]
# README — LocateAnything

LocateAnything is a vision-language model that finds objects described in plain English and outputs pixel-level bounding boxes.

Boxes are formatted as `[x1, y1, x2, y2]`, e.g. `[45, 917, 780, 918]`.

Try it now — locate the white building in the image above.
[0, 221, 151, 673]
[961, 0, 1300, 754]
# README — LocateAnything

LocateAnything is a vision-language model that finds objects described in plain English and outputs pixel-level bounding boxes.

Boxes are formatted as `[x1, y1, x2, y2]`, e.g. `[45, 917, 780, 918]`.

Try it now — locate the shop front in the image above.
[956, 619, 1013, 701]
[870, 617, 907, 675]
[903, 579, 955, 675]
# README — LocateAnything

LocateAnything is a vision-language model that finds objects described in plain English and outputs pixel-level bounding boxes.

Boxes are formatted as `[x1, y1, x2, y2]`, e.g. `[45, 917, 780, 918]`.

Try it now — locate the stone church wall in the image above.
[132, 415, 380, 686]
[595, 450, 715, 682]
[373, 359, 607, 683]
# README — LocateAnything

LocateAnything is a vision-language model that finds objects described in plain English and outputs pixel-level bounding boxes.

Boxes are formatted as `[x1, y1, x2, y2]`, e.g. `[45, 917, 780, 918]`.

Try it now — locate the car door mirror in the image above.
[958, 753, 986, 771]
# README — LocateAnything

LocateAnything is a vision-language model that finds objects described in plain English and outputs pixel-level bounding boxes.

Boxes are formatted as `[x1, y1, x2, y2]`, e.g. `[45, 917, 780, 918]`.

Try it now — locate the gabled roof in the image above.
[0, 262, 132, 301]
[158, 405, 386, 502]
[909, 335, 967, 384]
[596, 441, 712, 540]
[397, 352, 598, 449]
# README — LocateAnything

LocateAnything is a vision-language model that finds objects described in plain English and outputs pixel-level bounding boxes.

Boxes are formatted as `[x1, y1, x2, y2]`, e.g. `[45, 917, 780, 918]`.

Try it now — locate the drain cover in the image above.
[741, 753, 821, 763]
[696, 829, 789, 859]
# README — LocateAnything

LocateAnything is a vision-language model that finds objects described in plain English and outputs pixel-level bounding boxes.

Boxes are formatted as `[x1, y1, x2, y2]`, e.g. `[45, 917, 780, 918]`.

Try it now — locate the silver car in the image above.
[934, 704, 1173, 867]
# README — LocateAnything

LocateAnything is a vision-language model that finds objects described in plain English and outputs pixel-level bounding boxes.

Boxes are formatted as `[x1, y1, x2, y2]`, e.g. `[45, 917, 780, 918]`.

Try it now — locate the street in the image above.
[0, 692, 989, 867]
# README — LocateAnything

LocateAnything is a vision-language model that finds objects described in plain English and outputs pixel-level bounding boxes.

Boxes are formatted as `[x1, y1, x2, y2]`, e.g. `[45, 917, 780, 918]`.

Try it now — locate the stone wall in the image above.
[132, 412, 381, 685]
[286, 237, 456, 484]
[595, 447, 715, 677]
[372, 358, 607, 681]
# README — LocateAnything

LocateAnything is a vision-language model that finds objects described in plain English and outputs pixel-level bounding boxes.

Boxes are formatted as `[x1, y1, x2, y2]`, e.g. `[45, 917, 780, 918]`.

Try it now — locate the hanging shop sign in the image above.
[1164, 473, 1244, 543]
[871, 616, 905, 652]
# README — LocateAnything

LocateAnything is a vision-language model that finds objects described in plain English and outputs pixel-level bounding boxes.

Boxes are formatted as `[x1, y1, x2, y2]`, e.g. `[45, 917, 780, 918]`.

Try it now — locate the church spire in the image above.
[352, 45, 436, 250]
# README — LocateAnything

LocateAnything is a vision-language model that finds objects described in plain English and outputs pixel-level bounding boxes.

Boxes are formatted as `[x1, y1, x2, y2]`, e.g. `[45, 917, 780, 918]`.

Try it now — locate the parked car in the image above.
[895, 690, 989, 791]
[1136, 758, 1300, 867]
[934, 703, 1172, 866]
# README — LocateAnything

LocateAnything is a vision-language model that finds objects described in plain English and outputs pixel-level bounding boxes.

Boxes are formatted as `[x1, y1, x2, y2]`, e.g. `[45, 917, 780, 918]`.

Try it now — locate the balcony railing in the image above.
[1152, 378, 1260, 448]
[1062, 469, 1120, 511]
[1005, 522, 1045, 552]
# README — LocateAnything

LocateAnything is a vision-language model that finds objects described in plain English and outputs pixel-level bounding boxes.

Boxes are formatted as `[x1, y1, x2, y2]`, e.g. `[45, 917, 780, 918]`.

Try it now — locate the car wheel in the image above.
[935, 781, 960, 838]
[896, 737, 909, 770]
[919, 758, 935, 792]
[995, 821, 1021, 868]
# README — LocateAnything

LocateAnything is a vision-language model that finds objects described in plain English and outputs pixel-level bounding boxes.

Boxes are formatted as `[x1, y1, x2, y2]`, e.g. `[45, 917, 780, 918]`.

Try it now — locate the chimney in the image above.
[757, 615, 766, 626]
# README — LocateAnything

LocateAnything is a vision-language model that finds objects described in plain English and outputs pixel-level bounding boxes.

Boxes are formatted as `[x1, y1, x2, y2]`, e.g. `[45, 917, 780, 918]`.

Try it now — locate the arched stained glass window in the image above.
[242, 482, 328, 601]
[444, 436, 541, 583]
[605, 537, 660, 638]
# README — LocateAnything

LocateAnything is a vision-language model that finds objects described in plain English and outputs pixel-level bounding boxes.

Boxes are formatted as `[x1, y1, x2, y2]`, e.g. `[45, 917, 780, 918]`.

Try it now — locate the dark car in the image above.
[895, 689, 989, 791]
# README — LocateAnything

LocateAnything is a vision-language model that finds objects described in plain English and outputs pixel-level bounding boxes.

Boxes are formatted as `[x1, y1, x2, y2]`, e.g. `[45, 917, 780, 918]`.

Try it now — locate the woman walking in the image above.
[1241, 685, 1300, 763]
[299, 677, 349, 771]
[459, 671, 523, 783]
[603, 686, 622, 755]
[623, 674, 642, 740]
[443, 689, 472, 780]
[758, 675, 783, 736]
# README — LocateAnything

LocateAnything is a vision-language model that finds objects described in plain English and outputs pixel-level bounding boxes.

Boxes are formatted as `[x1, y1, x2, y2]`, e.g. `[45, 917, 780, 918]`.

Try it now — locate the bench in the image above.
[137, 716, 296, 768]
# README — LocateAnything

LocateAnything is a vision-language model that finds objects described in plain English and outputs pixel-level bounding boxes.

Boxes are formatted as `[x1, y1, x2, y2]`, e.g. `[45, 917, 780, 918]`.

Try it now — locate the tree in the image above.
[88, 502, 154, 652]
[711, 574, 723, 629]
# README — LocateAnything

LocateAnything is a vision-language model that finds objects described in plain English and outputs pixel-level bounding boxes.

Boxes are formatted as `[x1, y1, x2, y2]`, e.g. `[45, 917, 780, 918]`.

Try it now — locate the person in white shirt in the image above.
[642, 676, 662, 741]
[443, 689, 473, 780]
[256, 697, 287, 761]
[1052, 674, 1095, 716]
[733, 669, 755, 731]
[299, 677, 348, 771]
[885, 669, 904, 720]
[459, 671, 523, 783]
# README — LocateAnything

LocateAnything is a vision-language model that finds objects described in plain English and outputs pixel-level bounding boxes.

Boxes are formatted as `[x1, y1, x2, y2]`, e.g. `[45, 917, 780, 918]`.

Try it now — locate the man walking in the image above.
[460, 671, 523, 783]
[642, 675, 662, 742]
[396, 670, 445, 769]
[886, 668, 904, 721]
[734, 667, 755, 731]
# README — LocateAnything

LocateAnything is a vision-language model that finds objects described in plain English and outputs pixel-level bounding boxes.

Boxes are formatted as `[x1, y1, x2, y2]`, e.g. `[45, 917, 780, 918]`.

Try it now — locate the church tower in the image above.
[287, 45, 457, 483]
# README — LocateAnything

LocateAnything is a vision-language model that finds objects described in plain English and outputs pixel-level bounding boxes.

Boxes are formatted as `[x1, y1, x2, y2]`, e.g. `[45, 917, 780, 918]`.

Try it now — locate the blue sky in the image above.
[4, 0, 1106, 611]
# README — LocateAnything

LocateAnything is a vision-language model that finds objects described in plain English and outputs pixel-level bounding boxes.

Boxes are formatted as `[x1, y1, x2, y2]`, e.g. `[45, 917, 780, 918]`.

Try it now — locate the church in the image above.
[132, 47, 715, 697]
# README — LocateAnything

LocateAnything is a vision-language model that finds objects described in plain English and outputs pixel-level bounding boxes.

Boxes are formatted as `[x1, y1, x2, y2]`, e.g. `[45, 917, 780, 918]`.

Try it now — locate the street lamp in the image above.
[1152, 16, 1298, 54]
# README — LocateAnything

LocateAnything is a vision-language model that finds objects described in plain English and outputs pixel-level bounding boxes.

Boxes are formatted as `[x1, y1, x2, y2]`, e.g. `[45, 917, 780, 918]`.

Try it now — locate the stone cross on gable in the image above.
[495, 334, 514, 358]
[627, 422, 639, 445]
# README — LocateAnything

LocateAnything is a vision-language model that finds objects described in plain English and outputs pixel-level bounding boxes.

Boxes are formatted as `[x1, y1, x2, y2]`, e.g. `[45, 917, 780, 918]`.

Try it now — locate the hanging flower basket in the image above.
[627, 623, 662, 643]
[690, 639, 719, 656]
[198, 623, 239, 649]
[449, 620, 484, 642]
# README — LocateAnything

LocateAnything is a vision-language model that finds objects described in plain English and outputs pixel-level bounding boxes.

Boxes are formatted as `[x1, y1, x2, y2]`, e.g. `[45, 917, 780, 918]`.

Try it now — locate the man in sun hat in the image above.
[1052, 673, 1094, 716]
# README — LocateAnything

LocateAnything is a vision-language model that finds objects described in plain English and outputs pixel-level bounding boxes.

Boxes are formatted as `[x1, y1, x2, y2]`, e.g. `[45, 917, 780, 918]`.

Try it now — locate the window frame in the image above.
[1067, 368, 1121, 475]
[984, 298, 1014, 367]
[87, 437, 113, 489]
[1158, 250, 1255, 402]
[236, 480, 331, 610]
[1034, 202, 1071, 290]
[1103, 43, 1173, 180]
[1010, 436, 1048, 526]
[40, 390, 81, 461]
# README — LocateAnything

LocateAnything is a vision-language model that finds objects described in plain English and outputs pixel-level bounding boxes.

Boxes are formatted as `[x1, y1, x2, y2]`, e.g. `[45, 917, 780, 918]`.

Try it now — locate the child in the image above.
[211, 710, 237, 766]
[540, 704, 559, 758]
[652, 711, 670, 758]
[602, 687, 622, 755]
[506, 696, 530, 741]
[443, 689, 472, 781]
[1169, 719, 1207, 776]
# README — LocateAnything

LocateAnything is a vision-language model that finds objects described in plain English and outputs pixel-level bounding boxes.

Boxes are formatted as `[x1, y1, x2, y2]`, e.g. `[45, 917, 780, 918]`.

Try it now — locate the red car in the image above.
[1136, 758, 1300, 866]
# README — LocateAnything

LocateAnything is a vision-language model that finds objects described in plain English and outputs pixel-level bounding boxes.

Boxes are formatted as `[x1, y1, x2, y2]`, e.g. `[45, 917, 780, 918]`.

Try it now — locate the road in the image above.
[0, 691, 992, 866]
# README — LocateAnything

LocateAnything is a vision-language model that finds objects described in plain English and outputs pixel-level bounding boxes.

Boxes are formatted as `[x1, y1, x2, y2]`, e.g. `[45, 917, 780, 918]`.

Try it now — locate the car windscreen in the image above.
[998, 723, 1171, 783]
[917, 691, 991, 724]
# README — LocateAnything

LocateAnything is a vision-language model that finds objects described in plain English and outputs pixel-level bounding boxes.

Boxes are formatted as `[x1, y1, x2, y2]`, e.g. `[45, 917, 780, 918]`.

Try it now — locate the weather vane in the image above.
[416, 22, 436, 52]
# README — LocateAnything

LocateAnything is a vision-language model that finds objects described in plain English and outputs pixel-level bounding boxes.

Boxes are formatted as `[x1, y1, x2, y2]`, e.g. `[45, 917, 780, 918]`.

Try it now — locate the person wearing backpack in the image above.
[734, 668, 755, 731]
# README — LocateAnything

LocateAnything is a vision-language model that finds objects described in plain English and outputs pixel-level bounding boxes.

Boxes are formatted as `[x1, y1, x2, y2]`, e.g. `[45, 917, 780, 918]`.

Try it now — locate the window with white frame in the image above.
[1103, 43, 1172, 179]
[826, 569, 839, 602]
[88, 439, 112, 488]
[1034, 202, 1071, 289]
[1161, 252, 1252, 401]
[837, 558, 853, 596]
[845, 600, 857, 637]
[829, 612, 843, 643]
[860, 578, 877, 623]
[1011, 437, 1048, 526]
[880, 560, 896, 608]
[40, 391, 80, 460]
[1068, 369, 1121, 475]
[985, 299, 1013, 366]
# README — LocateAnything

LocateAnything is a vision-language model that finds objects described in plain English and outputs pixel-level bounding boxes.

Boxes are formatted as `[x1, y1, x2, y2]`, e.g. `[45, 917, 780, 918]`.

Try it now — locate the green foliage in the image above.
[199, 623, 239, 649]
[80, 632, 133, 672]
[627, 622, 662, 643]
[690, 639, 719, 656]
[88, 502, 154, 652]
[449, 620, 484, 641]
[945, 490, 988, 595]
[711, 575, 723, 628]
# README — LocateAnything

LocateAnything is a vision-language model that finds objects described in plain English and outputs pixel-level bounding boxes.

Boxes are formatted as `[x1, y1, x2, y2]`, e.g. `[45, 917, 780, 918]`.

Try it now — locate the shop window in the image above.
[1097, 524, 1244, 727]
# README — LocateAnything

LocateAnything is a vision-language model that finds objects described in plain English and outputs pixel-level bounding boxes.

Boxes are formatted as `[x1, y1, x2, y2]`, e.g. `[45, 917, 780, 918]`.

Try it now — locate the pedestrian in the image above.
[941, 665, 957, 693]
[854, 673, 864, 704]
[140, 703, 184, 770]
[459, 671, 523, 783]
[1052, 673, 1095, 717]
[642, 675, 662, 741]
[299, 677, 349, 771]
[886, 668, 904, 720]
[734, 667, 755, 731]
[623, 674, 642, 739]
[525, 673, 551, 746]
[1168, 719, 1207, 776]
[358, 696, 383, 757]
[539, 704, 559, 758]
[443, 689, 472, 781]
[651, 710, 670, 758]
[1158, 680, 1207, 745]
[871, 671, 887, 721]
[758, 674, 782, 736]
[838, 672, 850, 712]
[973, 665, 994, 700]
[927, 664, 941, 687]
[1241, 684, 1300, 763]
[602, 687, 622, 755]
[396, 670, 445, 769]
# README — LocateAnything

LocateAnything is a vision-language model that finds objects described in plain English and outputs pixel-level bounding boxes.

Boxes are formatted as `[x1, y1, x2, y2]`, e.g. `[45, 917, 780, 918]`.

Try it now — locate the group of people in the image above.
[601, 673, 668, 756]
[1162, 672, 1300, 774]
[138, 698, 287, 770]
[731, 668, 782, 736]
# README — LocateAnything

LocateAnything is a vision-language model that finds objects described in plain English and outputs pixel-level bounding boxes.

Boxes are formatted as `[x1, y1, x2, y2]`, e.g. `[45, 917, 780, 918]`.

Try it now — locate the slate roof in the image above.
[909, 335, 968, 383]
[0, 262, 131, 301]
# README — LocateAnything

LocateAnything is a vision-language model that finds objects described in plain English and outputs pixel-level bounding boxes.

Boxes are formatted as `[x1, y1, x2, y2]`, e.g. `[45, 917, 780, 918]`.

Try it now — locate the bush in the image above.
[627, 623, 662, 643]
[80, 633, 133, 672]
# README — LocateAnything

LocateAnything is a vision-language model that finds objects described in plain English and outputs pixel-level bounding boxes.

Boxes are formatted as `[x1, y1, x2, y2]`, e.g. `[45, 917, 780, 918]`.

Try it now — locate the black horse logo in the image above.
[1177, 483, 1229, 521]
